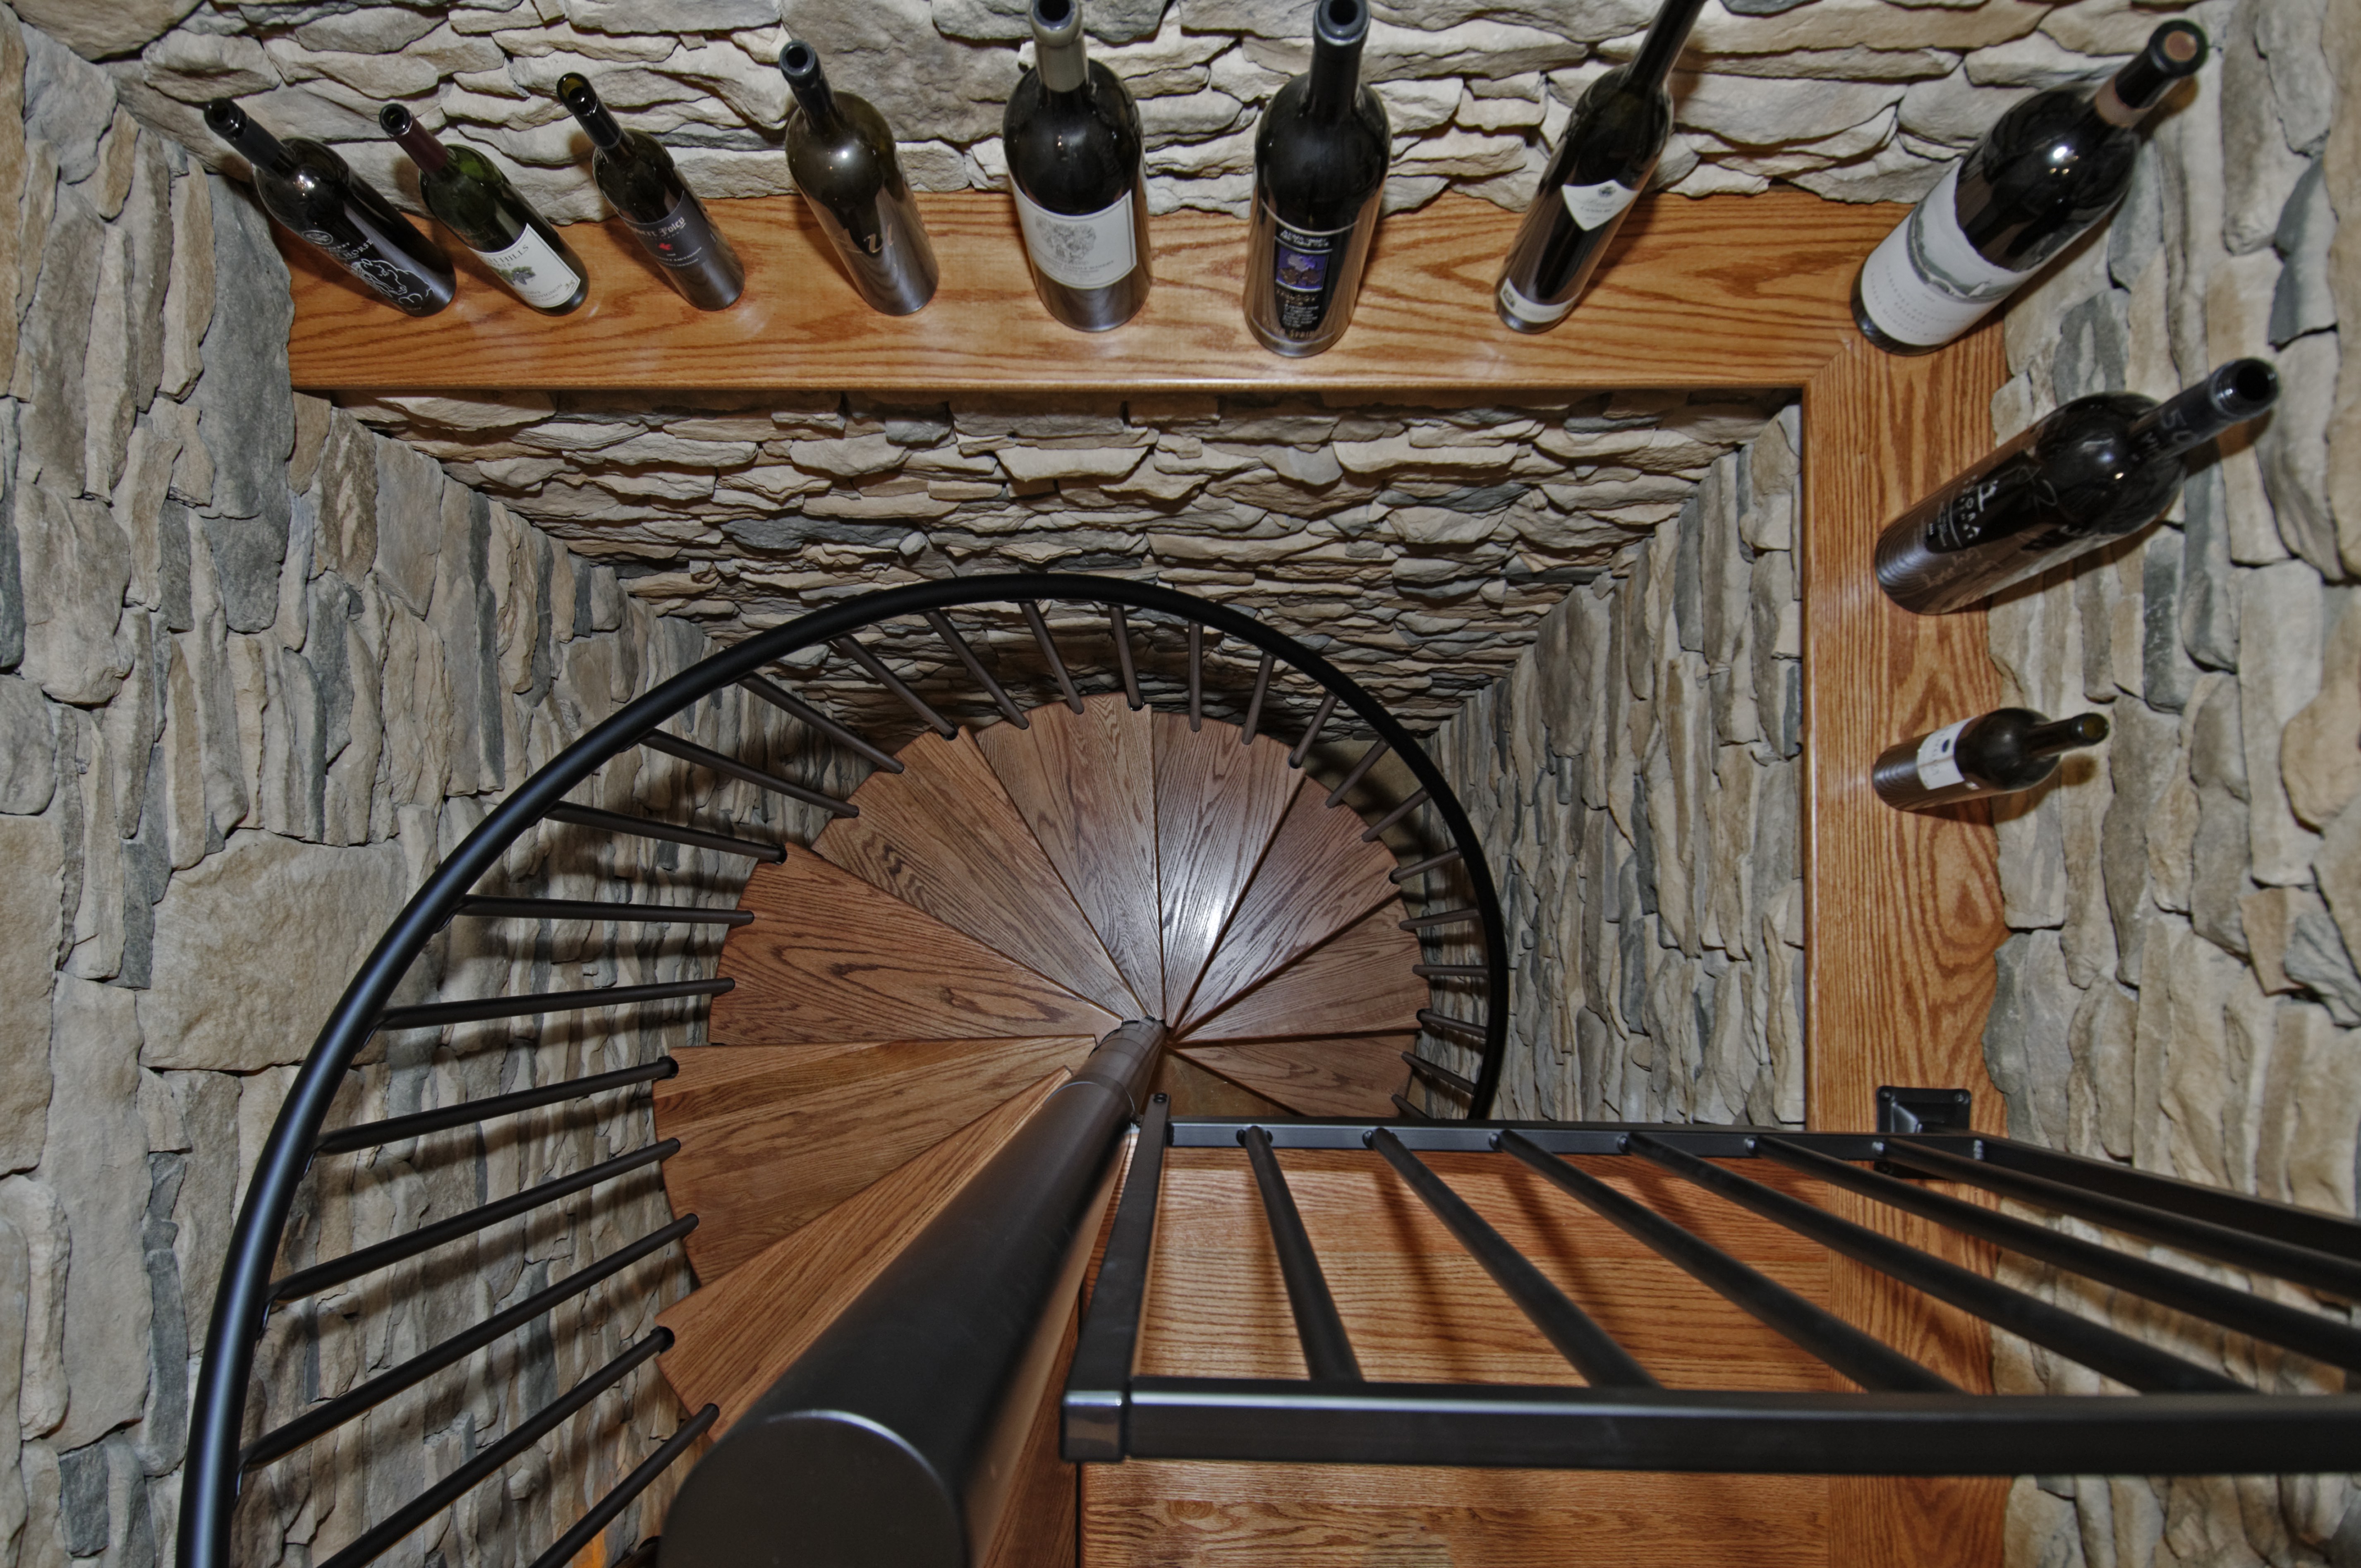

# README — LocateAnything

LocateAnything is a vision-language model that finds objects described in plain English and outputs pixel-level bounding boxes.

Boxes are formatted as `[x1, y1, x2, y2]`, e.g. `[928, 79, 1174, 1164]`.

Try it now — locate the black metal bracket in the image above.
[1877, 1086, 1973, 1136]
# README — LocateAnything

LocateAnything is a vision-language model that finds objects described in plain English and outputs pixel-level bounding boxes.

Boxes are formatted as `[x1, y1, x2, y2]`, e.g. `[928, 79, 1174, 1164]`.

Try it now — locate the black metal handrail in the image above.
[181, 574, 1508, 1568]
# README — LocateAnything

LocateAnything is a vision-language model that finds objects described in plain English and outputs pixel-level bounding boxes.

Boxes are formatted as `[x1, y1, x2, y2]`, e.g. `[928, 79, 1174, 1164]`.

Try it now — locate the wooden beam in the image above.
[280, 189, 1897, 395]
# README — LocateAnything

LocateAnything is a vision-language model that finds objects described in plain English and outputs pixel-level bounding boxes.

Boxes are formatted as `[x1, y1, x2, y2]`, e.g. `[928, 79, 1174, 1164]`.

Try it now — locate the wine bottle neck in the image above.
[559, 77, 627, 151]
[2128, 358, 2280, 462]
[390, 121, 450, 174]
[1304, 35, 1364, 119]
[2021, 713, 2110, 760]
[779, 42, 844, 130]
[2094, 19, 2207, 127]
[1030, 0, 1091, 94]
[1625, 0, 1707, 93]
[206, 102, 296, 177]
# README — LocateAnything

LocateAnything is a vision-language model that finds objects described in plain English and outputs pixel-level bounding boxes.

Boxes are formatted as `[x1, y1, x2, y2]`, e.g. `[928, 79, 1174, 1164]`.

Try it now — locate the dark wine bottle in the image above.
[779, 41, 938, 317]
[379, 105, 587, 315]
[1873, 709, 2109, 812]
[557, 72, 745, 311]
[1002, 0, 1151, 331]
[1494, 0, 1704, 334]
[1854, 21, 2205, 354]
[1876, 359, 2278, 615]
[1243, 0, 1389, 357]
[204, 99, 454, 317]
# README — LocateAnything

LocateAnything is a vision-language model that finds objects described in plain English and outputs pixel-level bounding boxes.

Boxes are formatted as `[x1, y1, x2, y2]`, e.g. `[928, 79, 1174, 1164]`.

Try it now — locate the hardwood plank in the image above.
[1152, 712, 1302, 1020]
[1800, 326, 2012, 1567]
[1147, 1049, 1293, 1119]
[979, 1305, 1079, 1568]
[1185, 906, 1425, 1043]
[655, 1034, 1097, 1279]
[1179, 780, 1403, 1032]
[656, 1068, 1066, 1429]
[282, 190, 1899, 395]
[818, 729, 1142, 1020]
[975, 695, 1164, 1015]
[1173, 1034, 1410, 1118]
[1083, 1463, 1829, 1568]
[712, 855, 1117, 1045]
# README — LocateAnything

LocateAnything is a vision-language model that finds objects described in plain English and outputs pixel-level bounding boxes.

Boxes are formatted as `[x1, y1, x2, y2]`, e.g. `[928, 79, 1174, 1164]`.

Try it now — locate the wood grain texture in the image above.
[1179, 781, 1403, 1032]
[1187, 905, 1426, 1043]
[712, 855, 1117, 1044]
[1173, 1035, 1411, 1117]
[1800, 326, 2012, 1567]
[655, 1034, 1097, 1278]
[281, 190, 1900, 395]
[1152, 713, 1302, 1020]
[975, 696, 1163, 1015]
[656, 1069, 1066, 1429]
[1147, 1050, 1294, 1119]
[819, 730, 1142, 1019]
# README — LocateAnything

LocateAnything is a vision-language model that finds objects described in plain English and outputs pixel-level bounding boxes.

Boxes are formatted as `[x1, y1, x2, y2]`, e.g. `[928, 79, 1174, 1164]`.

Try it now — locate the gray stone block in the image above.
[2177, 465, 2238, 671]
[192, 174, 292, 522]
[2269, 160, 2335, 347]
[196, 488, 288, 637]
[2139, 529, 2198, 713]
[16, 481, 131, 706]
[9, 188, 99, 496]
[20, 26, 111, 186]
[0, 676, 53, 815]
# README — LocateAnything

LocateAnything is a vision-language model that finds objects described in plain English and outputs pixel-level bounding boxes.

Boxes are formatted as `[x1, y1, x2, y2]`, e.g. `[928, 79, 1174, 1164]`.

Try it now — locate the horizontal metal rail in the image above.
[831, 635, 957, 737]
[314, 1331, 672, 1568]
[523, 1402, 719, 1568]
[453, 896, 752, 927]
[268, 1142, 677, 1303]
[1021, 601, 1084, 713]
[376, 977, 731, 1033]
[241, 1216, 697, 1470]
[1962, 1136, 2361, 1259]
[639, 730, 857, 817]
[925, 610, 1027, 727]
[543, 802, 784, 862]
[1243, 1126, 1361, 1381]
[738, 673, 903, 772]
[1370, 1129, 1655, 1387]
[314, 1059, 680, 1155]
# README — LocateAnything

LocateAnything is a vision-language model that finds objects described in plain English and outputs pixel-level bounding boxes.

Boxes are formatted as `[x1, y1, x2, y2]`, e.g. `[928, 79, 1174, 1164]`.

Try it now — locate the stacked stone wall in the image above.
[0, 13, 836, 1567]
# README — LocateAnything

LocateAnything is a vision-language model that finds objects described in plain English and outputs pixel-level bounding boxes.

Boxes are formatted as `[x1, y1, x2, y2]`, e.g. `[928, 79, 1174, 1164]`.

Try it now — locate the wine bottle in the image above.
[1873, 709, 2109, 812]
[379, 105, 587, 315]
[1854, 21, 2205, 354]
[1876, 359, 2278, 615]
[1243, 0, 1389, 357]
[1002, 0, 1151, 332]
[557, 72, 745, 311]
[1494, 0, 1705, 334]
[779, 41, 939, 317]
[204, 99, 454, 317]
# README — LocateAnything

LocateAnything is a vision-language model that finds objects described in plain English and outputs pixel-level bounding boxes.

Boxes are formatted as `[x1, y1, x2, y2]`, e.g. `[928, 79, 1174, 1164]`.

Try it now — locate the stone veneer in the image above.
[0, 14, 844, 1566]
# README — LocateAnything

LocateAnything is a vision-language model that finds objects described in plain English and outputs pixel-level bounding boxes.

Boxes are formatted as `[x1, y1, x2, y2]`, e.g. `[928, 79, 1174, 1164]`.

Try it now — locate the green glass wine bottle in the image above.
[557, 72, 745, 311]
[380, 104, 588, 314]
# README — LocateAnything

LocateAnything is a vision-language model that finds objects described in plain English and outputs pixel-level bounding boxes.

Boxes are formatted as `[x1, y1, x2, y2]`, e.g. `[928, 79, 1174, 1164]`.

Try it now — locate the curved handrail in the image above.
[179, 572, 1507, 1568]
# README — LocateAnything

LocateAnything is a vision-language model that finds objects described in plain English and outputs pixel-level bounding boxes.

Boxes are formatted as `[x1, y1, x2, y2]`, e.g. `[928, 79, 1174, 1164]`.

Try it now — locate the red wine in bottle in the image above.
[1243, 0, 1389, 357]
[1003, 0, 1151, 331]
[205, 99, 455, 316]
[1876, 359, 2278, 615]
[780, 41, 939, 316]
[1854, 21, 2205, 354]
[558, 72, 745, 311]
[1494, 0, 1704, 333]
[380, 105, 587, 314]
[1873, 709, 2109, 811]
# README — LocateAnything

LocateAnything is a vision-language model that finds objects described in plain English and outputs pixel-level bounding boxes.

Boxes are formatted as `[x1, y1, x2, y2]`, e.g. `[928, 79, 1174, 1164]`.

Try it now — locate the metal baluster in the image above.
[1108, 605, 1143, 709]
[1063, 1094, 1172, 1461]
[924, 610, 1028, 728]
[1389, 1093, 1433, 1122]
[1399, 1053, 1475, 1098]
[1360, 788, 1429, 843]
[739, 674, 904, 773]
[1239, 651, 1274, 744]
[1288, 691, 1337, 768]
[377, 977, 732, 1033]
[1398, 907, 1481, 931]
[317, 1058, 682, 1154]
[522, 1403, 720, 1568]
[1240, 1126, 1360, 1381]
[1389, 848, 1462, 884]
[832, 636, 958, 738]
[1410, 963, 1485, 979]
[1187, 622, 1203, 731]
[1022, 601, 1085, 713]
[544, 803, 783, 863]
[1324, 740, 1390, 808]
[639, 731, 858, 817]
[453, 896, 753, 928]
[1415, 1008, 1485, 1041]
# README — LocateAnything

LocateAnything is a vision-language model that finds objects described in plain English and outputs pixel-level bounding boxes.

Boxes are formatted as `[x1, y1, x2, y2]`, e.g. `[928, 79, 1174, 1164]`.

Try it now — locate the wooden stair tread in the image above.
[657, 1068, 1067, 1429]
[1152, 713, 1302, 1022]
[1185, 906, 1426, 1043]
[975, 695, 1164, 1016]
[1173, 1035, 1411, 1118]
[820, 729, 1142, 1020]
[1180, 783, 1403, 1033]
[712, 855, 1118, 1045]
[657, 1034, 1099, 1279]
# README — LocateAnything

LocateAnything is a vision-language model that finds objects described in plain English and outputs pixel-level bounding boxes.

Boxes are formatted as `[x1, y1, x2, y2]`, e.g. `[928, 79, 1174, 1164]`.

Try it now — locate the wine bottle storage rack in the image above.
[278, 189, 1897, 395]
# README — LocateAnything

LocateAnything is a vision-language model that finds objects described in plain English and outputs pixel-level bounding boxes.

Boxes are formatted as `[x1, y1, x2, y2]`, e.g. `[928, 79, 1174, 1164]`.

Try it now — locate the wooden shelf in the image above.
[280, 189, 1898, 395]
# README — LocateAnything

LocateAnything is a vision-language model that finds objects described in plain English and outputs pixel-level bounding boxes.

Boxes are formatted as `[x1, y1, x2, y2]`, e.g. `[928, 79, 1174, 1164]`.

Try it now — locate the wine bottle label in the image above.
[620, 194, 718, 271]
[1857, 165, 2038, 349]
[476, 225, 578, 309]
[1497, 276, 1576, 328]
[1266, 209, 1355, 340]
[1560, 178, 1638, 232]
[300, 225, 437, 312]
[1915, 719, 1972, 792]
[1013, 187, 1138, 292]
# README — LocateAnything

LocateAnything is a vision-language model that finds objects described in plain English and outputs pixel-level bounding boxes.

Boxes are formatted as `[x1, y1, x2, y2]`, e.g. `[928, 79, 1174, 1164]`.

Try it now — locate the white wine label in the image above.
[1560, 178, 1639, 232]
[1497, 276, 1576, 328]
[477, 225, 578, 309]
[1857, 164, 2038, 349]
[1013, 187, 1137, 292]
[1915, 719, 1972, 792]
